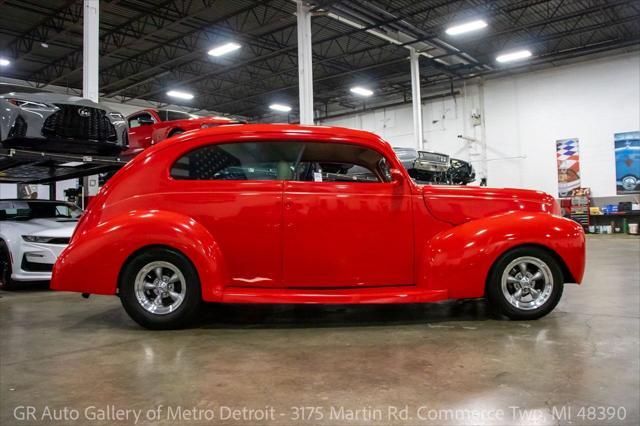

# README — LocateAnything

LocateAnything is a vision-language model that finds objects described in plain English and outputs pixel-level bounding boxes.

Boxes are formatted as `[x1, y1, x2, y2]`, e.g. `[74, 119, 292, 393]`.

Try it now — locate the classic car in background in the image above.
[615, 136, 640, 193]
[0, 199, 81, 289]
[449, 158, 476, 185]
[52, 125, 585, 329]
[123, 108, 244, 156]
[0, 84, 128, 155]
[392, 147, 476, 185]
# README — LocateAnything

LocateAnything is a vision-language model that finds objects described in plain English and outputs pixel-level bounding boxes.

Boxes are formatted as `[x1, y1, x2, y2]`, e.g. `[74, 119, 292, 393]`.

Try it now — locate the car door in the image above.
[283, 141, 414, 288]
[167, 141, 303, 288]
[127, 112, 155, 151]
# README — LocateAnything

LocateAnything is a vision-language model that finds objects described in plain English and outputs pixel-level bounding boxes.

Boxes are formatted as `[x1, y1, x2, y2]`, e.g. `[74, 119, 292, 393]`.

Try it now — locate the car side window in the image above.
[128, 112, 152, 128]
[294, 142, 389, 183]
[170, 142, 303, 181]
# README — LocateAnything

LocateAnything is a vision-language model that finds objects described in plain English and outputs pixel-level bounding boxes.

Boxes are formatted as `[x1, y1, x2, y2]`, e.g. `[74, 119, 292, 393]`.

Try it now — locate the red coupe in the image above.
[51, 124, 585, 329]
[123, 108, 242, 156]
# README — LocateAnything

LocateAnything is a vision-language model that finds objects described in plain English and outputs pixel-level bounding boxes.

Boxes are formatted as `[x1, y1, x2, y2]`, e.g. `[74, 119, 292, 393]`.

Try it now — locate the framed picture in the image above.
[614, 131, 640, 194]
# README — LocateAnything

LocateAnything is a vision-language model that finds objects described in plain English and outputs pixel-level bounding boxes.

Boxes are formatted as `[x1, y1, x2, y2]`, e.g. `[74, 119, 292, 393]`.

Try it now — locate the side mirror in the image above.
[390, 168, 405, 184]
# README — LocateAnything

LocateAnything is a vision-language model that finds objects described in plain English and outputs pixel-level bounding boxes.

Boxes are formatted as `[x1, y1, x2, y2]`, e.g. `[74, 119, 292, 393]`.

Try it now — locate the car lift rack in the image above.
[0, 148, 128, 184]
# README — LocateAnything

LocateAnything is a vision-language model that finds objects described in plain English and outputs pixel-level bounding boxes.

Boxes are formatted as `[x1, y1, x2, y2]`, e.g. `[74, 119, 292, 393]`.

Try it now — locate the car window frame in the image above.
[128, 112, 156, 128]
[167, 139, 396, 184]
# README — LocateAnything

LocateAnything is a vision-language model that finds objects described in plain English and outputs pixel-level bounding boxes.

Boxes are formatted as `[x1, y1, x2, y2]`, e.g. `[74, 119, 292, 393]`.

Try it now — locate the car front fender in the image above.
[51, 209, 228, 301]
[419, 211, 585, 299]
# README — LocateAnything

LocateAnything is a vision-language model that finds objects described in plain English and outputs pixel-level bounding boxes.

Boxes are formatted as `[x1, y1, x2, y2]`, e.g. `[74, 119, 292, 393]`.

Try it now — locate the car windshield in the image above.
[0, 200, 82, 221]
[156, 109, 197, 121]
[393, 148, 417, 159]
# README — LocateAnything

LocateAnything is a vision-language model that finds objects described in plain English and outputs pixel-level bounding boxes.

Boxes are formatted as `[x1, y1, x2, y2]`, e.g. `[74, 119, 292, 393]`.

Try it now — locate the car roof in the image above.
[163, 123, 391, 151]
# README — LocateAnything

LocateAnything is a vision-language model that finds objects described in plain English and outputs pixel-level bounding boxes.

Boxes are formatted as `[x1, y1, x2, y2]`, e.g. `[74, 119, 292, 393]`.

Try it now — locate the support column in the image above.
[296, 1, 314, 124]
[83, 0, 99, 102]
[409, 48, 423, 149]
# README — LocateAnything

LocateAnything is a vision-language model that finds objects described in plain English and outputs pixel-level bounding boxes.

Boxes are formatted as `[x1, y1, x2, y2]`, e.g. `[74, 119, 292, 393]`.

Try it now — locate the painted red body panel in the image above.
[51, 124, 585, 304]
[123, 108, 237, 156]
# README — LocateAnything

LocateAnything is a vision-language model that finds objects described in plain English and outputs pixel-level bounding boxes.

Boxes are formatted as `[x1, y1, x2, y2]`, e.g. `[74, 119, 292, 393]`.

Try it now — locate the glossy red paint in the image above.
[123, 108, 239, 157]
[51, 124, 585, 305]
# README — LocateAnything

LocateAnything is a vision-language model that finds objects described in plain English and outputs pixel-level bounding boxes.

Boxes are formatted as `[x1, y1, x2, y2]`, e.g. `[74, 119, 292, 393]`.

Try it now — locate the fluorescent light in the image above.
[167, 90, 194, 100]
[496, 49, 532, 63]
[269, 103, 291, 113]
[0, 58, 10, 66]
[208, 42, 241, 57]
[350, 86, 373, 97]
[445, 19, 488, 36]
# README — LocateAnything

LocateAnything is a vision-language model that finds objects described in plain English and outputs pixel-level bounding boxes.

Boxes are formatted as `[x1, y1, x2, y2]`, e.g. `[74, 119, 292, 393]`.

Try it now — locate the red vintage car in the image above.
[51, 124, 585, 329]
[123, 108, 242, 156]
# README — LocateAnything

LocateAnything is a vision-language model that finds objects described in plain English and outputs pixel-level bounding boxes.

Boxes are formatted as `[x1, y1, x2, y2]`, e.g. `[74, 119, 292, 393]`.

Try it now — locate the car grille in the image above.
[42, 104, 118, 143]
[21, 256, 53, 272]
[8, 115, 27, 138]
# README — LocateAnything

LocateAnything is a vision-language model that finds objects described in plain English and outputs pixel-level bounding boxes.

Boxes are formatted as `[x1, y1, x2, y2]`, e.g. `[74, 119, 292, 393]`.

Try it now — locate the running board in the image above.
[221, 286, 448, 304]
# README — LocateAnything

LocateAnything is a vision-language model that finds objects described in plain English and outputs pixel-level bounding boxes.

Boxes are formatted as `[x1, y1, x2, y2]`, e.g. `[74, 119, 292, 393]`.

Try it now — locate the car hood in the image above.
[420, 185, 560, 225]
[6, 218, 78, 237]
[0, 92, 115, 111]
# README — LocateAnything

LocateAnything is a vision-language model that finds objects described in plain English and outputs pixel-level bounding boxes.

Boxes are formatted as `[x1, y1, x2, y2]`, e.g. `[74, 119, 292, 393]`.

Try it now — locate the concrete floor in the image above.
[0, 235, 638, 425]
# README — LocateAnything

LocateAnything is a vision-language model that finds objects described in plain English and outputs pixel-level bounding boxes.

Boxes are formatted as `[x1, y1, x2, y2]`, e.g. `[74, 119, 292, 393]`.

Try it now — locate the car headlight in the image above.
[22, 235, 56, 243]
[6, 98, 58, 111]
[107, 112, 125, 122]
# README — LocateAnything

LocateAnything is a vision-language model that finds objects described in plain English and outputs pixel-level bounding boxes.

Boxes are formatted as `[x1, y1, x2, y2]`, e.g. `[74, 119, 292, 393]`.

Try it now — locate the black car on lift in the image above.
[392, 146, 476, 185]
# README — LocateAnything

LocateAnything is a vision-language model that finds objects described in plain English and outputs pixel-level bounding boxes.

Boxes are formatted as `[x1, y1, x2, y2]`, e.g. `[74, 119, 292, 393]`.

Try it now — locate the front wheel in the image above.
[0, 242, 15, 290]
[486, 247, 564, 320]
[119, 248, 202, 329]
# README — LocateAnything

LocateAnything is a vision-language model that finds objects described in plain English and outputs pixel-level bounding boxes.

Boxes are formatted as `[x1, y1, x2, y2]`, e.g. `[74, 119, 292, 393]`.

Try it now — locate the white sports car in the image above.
[0, 199, 81, 288]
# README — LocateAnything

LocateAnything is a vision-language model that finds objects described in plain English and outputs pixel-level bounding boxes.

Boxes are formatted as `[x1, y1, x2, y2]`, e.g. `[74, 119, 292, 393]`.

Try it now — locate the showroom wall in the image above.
[319, 52, 640, 197]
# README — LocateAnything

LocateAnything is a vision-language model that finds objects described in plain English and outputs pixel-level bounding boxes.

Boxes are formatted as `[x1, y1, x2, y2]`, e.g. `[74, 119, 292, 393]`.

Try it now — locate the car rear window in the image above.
[157, 110, 196, 121]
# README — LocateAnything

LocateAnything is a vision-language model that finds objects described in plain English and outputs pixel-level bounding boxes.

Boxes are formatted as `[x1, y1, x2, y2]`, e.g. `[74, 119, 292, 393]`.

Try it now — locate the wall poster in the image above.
[614, 131, 640, 194]
[556, 138, 581, 198]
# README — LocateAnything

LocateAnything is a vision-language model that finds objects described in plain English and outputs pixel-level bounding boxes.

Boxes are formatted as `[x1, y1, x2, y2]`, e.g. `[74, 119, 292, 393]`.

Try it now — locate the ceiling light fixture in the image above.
[0, 58, 10, 66]
[350, 86, 373, 97]
[167, 90, 194, 100]
[269, 103, 292, 113]
[445, 19, 488, 36]
[208, 42, 241, 57]
[496, 49, 532, 63]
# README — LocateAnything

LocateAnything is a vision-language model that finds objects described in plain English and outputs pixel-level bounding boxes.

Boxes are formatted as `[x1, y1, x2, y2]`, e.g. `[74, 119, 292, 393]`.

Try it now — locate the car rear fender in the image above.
[51, 210, 228, 301]
[418, 211, 585, 299]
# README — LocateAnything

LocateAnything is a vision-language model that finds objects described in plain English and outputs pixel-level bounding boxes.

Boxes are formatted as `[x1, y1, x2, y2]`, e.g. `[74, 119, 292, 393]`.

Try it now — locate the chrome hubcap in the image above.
[622, 176, 637, 191]
[134, 261, 186, 315]
[501, 256, 553, 311]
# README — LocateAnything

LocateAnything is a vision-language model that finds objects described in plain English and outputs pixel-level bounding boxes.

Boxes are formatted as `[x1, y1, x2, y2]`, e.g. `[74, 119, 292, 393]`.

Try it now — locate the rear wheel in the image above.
[0, 242, 15, 290]
[486, 247, 563, 320]
[168, 129, 184, 138]
[119, 248, 201, 329]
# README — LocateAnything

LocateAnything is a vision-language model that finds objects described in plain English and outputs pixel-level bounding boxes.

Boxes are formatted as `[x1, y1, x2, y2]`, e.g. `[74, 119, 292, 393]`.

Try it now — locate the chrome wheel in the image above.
[501, 256, 554, 311]
[621, 175, 638, 191]
[134, 261, 186, 315]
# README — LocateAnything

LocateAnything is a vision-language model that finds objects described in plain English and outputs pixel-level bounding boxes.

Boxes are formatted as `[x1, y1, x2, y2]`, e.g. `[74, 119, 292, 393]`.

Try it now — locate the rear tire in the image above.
[168, 129, 184, 138]
[486, 246, 564, 320]
[119, 247, 201, 329]
[0, 242, 15, 290]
